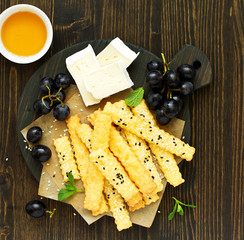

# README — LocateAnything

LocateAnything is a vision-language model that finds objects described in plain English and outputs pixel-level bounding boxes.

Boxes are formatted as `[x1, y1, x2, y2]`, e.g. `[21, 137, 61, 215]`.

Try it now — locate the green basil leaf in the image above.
[58, 189, 76, 201]
[177, 204, 184, 216]
[125, 87, 144, 107]
[64, 183, 76, 191]
[68, 172, 75, 186]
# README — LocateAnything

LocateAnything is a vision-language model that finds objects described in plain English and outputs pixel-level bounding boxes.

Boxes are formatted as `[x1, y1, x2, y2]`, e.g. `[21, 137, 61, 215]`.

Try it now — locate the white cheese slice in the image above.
[66, 44, 101, 107]
[83, 61, 134, 99]
[96, 37, 139, 68]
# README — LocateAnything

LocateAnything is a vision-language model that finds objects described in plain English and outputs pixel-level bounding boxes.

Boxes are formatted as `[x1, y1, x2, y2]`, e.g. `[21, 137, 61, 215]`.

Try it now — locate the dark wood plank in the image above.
[0, 0, 243, 239]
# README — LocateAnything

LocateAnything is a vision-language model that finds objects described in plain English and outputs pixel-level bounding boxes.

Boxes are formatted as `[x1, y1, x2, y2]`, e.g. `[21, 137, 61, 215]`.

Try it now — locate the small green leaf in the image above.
[64, 183, 76, 191]
[58, 189, 76, 201]
[68, 172, 75, 186]
[168, 211, 175, 220]
[177, 204, 184, 216]
[125, 87, 144, 107]
[168, 203, 178, 220]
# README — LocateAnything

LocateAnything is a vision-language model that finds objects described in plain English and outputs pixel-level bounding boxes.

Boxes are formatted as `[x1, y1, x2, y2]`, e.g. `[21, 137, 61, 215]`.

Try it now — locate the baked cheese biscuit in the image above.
[53, 136, 80, 182]
[103, 100, 195, 161]
[110, 126, 156, 195]
[104, 180, 132, 231]
[132, 100, 185, 187]
[90, 149, 142, 206]
[74, 121, 108, 213]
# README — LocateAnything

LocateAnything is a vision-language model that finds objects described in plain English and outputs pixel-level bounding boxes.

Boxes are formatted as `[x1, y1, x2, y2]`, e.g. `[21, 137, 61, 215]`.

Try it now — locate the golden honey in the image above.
[1, 11, 47, 56]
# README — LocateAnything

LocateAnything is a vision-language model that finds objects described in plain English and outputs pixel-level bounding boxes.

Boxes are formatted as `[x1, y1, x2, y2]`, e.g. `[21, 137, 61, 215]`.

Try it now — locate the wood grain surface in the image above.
[0, 0, 243, 240]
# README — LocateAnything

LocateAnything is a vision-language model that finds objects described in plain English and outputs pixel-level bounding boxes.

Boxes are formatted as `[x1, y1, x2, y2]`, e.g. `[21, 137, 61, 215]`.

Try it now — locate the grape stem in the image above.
[46, 208, 56, 218]
[161, 53, 169, 73]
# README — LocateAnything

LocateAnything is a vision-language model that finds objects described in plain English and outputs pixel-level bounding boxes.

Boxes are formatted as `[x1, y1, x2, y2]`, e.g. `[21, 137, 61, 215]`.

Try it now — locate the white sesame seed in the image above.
[48, 180, 50, 183]
[6, 158, 8, 161]
[46, 163, 50, 166]
[50, 125, 53, 128]
[73, 213, 76, 216]
[53, 171, 56, 174]
[25, 146, 28, 149]
[49, 131, 52, 134]
[46, 187, 49, 190]
[40, 197, 43, 199]
[23, 140, 26, 143]
[158, 210, 161, 213]
[182, 136, 185, 139]
[55, 128, 58, 131]
[42, 172, 45, 175]
[80, 109, 83, 112]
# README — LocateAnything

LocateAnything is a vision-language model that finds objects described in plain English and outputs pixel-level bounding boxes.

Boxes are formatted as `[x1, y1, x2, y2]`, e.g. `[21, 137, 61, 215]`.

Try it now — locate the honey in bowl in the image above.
[1, 11, 47, 56]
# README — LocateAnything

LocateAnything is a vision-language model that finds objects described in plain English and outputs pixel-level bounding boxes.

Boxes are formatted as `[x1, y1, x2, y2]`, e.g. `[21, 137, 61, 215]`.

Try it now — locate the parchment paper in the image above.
[21, 85, 185, 228]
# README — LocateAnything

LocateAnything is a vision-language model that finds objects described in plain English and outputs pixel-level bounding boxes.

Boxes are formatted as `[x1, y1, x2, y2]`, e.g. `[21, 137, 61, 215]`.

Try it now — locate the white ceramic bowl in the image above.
[0, 4, 53, 64]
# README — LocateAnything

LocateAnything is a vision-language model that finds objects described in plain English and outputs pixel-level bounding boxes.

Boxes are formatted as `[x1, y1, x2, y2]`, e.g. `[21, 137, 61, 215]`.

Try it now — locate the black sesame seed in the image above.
[138, 143, 141, 146]
[166, 160, 169, 162]
[152, 176, 155, 179]
[149, 197, 151, 200]
[140, 131, 142, 134]
[103, 167, 105, 170]
[149, 169, 151, 172]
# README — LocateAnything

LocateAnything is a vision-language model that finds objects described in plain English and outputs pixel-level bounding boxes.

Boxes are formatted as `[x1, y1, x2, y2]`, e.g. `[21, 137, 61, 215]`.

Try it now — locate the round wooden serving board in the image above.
[17, 40, 212, 181]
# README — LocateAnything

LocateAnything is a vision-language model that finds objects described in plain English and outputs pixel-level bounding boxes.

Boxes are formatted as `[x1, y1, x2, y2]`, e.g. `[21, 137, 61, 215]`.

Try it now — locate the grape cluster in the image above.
[33, 73, 71, 121]
[145, 57, 196, 125]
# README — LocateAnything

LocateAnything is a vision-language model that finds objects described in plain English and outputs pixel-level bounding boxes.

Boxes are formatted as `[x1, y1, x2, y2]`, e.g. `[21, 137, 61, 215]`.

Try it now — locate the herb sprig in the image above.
[125, 87, 144, 107]
[58, 172, 84, 201]
[168, 197, 196, 220]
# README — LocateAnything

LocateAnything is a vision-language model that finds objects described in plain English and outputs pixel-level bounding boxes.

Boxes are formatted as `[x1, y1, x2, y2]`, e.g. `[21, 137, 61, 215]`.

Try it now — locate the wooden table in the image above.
[0, 0, 243, 239]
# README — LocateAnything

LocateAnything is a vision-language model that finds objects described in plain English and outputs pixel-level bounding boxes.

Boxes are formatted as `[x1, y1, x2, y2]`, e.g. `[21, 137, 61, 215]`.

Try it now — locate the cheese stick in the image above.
[90, 149, 142, 207]
[104, 180, 132, 231]
[66, 115, 89, 183]
[110, 126, 156, 195]
[103, 100, 195, 161]
[132, 99, 185, 187]
[53, 136, 80, 182]
[74, 121, 108, 214]
[92, 111, 112, 151]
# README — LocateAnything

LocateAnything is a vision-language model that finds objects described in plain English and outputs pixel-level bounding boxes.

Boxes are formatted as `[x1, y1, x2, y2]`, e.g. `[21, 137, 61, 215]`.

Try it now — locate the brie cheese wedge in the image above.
[96, 37, 139, 68]
[66, 45, 101, 107]
[83, 61, 134, 99]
